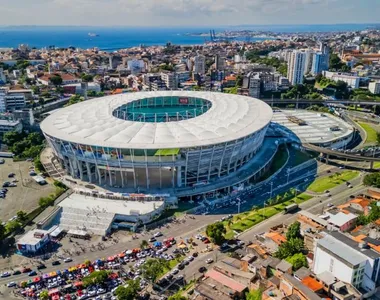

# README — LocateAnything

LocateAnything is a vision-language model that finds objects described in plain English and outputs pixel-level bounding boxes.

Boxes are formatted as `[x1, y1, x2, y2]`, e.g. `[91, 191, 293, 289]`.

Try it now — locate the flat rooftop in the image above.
[272, 110, 353, 144]
[59, 193, 164, 216]
[17, 229, 50, 246]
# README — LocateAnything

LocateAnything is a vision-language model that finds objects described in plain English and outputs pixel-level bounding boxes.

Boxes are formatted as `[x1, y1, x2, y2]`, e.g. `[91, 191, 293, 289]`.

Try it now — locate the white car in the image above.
[171, 268, 179, 275]
[187, 256, 194, 261]
[154, 231, 163, 237]
[7, 282, 16, 287]
[64, 257, 72, 263]
[206, 258, 214, 264]
[97, 288, 106, 294]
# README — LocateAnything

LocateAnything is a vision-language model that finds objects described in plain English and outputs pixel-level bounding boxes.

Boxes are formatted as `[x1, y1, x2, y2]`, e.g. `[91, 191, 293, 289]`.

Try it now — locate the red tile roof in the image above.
[205, 269, 247, 293]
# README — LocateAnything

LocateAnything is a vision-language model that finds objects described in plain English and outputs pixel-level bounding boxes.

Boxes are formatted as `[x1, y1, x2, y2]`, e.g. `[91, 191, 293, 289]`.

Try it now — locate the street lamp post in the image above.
[270, 181, 274, 199]
[237, 197, 241, 214]
[286, 168, 291, 184]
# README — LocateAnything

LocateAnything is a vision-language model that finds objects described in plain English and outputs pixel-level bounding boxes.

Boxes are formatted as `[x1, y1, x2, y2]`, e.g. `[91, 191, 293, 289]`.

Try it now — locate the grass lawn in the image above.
[374, 162, 380, 169]
[292, 149, 317, 166]
[358, 122, 378, 144]
[307, 171, 359, 193]
[223, 192, 312, 238]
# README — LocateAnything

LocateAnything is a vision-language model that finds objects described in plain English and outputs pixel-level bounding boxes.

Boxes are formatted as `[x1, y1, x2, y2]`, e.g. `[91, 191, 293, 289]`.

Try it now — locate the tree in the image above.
[286, 221, 302, 240]
[83, 270, 109, 287]
[377, 132, 380, 145]
[140, 240, 149, 249]
[364, 173, 380, 188]
[0, 222, 6, 242]
[141, 258, 169, 283]
[286, 253, 308, 270]
[206, 222, 226, 245]
[34, 156, 45, 172]
[6, 220, 22, 233]
[81, 73, 94, 82]
[274, 238, 304, 259]
[115, 280, 140, 300]
[3, 131, 25, 146]
[39, 290, 49, 300]
[16, 210, 28, 223]
[168, 294, 188, 300]
[50, 75, 63, 86]
[246, 289, 263, 300]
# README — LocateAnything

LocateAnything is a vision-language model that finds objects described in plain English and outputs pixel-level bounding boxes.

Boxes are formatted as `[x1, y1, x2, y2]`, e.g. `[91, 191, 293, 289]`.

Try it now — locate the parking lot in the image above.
[0, 158, 56, 222]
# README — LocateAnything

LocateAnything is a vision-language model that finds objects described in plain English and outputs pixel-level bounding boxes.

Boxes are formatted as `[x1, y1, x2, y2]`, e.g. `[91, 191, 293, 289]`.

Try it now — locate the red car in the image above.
[22, 268, 31, 273]
[203, 238, 210, 244]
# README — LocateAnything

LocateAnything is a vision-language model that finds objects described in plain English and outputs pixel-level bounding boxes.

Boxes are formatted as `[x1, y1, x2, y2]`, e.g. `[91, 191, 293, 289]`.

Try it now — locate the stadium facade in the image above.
[41, 91, 273, 192]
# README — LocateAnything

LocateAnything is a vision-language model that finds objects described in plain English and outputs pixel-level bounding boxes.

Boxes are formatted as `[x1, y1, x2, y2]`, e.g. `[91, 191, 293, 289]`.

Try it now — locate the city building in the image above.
[0, 118, 23, 135]
[127, 59, 146, 75]
[322, 71, 360, 89]
[63, 82, 101, 95]
[193, 55, 206, 75]
[311, 43, 330, 75]
[313, 231, 380, 295]
[0, 88, 27, 112]
[287, 50, 307, 85]
[16, 229, 51, 254]
[161, 72, 177, 90]
[215, 53, 226, 71]
[369, 81, 380, 95]
[176, 71, 191, 84]
[0, 68, 6, 84]
[38, 73, 81, 86]
[40, 91, 272, 195]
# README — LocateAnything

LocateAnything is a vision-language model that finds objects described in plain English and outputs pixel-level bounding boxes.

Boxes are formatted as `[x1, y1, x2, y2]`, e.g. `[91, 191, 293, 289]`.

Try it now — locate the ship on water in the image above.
[88, 32, 99, 37]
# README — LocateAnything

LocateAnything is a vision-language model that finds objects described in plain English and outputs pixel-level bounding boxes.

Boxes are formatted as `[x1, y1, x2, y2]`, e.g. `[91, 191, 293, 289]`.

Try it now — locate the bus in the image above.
[284, 203, 299, 214]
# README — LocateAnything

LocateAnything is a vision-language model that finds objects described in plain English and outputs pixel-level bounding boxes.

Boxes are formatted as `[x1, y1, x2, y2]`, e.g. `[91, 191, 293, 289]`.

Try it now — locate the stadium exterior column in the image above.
[77, 160, 84, 180]
[228, 140, 239, 175]
[68, 158, 75, 178]
[218, 142, 228, 178]
[171, 154, 175, 188]
[177, 166, 182, 187]
[207, 145, 216, 181]
[63, 158, 70, 175]
[86, 162, 92, 182]
[131, 149, 137, 189]
[144, 150, 149, 189]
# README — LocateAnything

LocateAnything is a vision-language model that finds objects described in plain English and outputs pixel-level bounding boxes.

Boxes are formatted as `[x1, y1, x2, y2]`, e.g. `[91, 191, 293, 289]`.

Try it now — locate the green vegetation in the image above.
[3, 131, 44, 160]
[307, 171, 359, 193]
[223, 86, 238, 94]
[206, 222, 226, 245]
[115, 280, 140, 300]
[83, 270, 109, 287]
[350, 89, 380, 101]
[274, 221, 306, 271]
[223, 191, 312, 238]
[355, 201, 380, 226]
[50, 75, 63, 86]
[286, 253, 308, 270]
[364, 172, 380, 188]
[65, 94, 84, 106]
[141, 258, 170, 283]
[329, 53, 351, 72]
[80, 73, 94, 82]
[281, 84, 323, 100]
[168, 294, 188, 300]
[248, 56, 288, 77]
[358, 122, 378, 144]
[39, 290, 49, 300]
[38, 185, 66, 208]
[87, 90, 105, 97]
[259, 145, 288, 181]
[315, 74, 349, 99]
[246, 289, 263, 300]
[245, 46, 285, 59]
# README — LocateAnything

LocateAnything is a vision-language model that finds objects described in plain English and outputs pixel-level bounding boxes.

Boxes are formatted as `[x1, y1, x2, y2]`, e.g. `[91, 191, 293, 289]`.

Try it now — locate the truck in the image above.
[284, 203, 299, 214]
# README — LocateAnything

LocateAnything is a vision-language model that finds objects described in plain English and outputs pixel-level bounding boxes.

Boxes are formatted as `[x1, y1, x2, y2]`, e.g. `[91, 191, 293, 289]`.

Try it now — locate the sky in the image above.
[0, 0, 378, 26]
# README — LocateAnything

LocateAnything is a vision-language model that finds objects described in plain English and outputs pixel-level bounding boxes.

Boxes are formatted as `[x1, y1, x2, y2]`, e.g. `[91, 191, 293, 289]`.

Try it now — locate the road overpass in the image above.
[302, 143, 380, 168]
[262, 98, 380, 107]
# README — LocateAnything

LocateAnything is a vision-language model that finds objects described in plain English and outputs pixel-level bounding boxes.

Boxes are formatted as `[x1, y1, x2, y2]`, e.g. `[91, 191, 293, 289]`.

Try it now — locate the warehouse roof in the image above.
[40, 91, 272, 149]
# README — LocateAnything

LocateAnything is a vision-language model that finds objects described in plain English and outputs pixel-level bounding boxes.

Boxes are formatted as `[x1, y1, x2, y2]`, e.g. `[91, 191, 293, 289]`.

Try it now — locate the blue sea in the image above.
[0, 24, 377, 51]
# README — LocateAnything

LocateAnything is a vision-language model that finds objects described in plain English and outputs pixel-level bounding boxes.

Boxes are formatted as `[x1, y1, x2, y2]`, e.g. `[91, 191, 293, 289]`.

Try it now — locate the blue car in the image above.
[28, 271, 36, 276]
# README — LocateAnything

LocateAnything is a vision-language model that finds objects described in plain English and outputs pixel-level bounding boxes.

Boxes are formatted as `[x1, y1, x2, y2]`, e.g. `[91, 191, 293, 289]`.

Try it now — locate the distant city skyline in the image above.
[0, 0, 378, 27]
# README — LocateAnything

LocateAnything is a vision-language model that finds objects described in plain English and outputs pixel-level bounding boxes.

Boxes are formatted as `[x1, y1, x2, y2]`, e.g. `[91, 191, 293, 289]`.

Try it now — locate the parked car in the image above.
[7, 282, 16, 288]
[28, 271, 37, 276]
[52, 260, 61, 266]
[8, 173, 15, 178]
[37, 264, 46, 270]
[205, 258, 213, 264]
[199, 266, 207, 273]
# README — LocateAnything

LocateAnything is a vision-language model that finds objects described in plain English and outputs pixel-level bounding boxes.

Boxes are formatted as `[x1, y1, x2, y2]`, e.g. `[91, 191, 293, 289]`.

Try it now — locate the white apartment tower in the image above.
[287, 51, 307, 85]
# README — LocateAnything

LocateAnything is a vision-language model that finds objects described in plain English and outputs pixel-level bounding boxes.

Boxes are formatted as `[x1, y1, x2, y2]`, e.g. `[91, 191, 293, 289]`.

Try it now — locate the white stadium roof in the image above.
[41, 91, 273, 149]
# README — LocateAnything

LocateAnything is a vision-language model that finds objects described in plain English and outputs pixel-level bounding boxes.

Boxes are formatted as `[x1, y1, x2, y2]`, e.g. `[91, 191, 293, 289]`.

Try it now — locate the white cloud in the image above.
[0, 0, 377, 26]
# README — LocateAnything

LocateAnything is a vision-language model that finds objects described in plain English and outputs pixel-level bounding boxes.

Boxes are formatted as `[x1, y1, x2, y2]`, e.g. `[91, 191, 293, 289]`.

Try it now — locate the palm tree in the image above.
[140, 240, 149, 249]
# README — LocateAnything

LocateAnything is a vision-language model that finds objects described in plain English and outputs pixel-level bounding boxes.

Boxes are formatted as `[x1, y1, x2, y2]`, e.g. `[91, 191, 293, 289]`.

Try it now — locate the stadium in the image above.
[40, 91, 273, 195]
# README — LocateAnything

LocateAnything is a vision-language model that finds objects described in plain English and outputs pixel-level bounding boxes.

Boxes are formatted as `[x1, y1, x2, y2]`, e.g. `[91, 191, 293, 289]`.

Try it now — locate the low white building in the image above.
[369, 81, 380, 95]
[0, 119, 23, 135]
[313, 231, 380, 295]
[16, 229, 51, 254]
[322, 71, 360, 89]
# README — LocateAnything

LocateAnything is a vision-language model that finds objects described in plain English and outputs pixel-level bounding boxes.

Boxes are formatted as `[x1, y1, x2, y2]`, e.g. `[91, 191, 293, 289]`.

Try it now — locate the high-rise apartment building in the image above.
[161, 72, 177, 90]
[287, 51, 307, 85]
[193, 55, 206, 75]
[311, 43, 330, 75]
[215, 54, 225, 71]
[0, 68, 6, 84]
